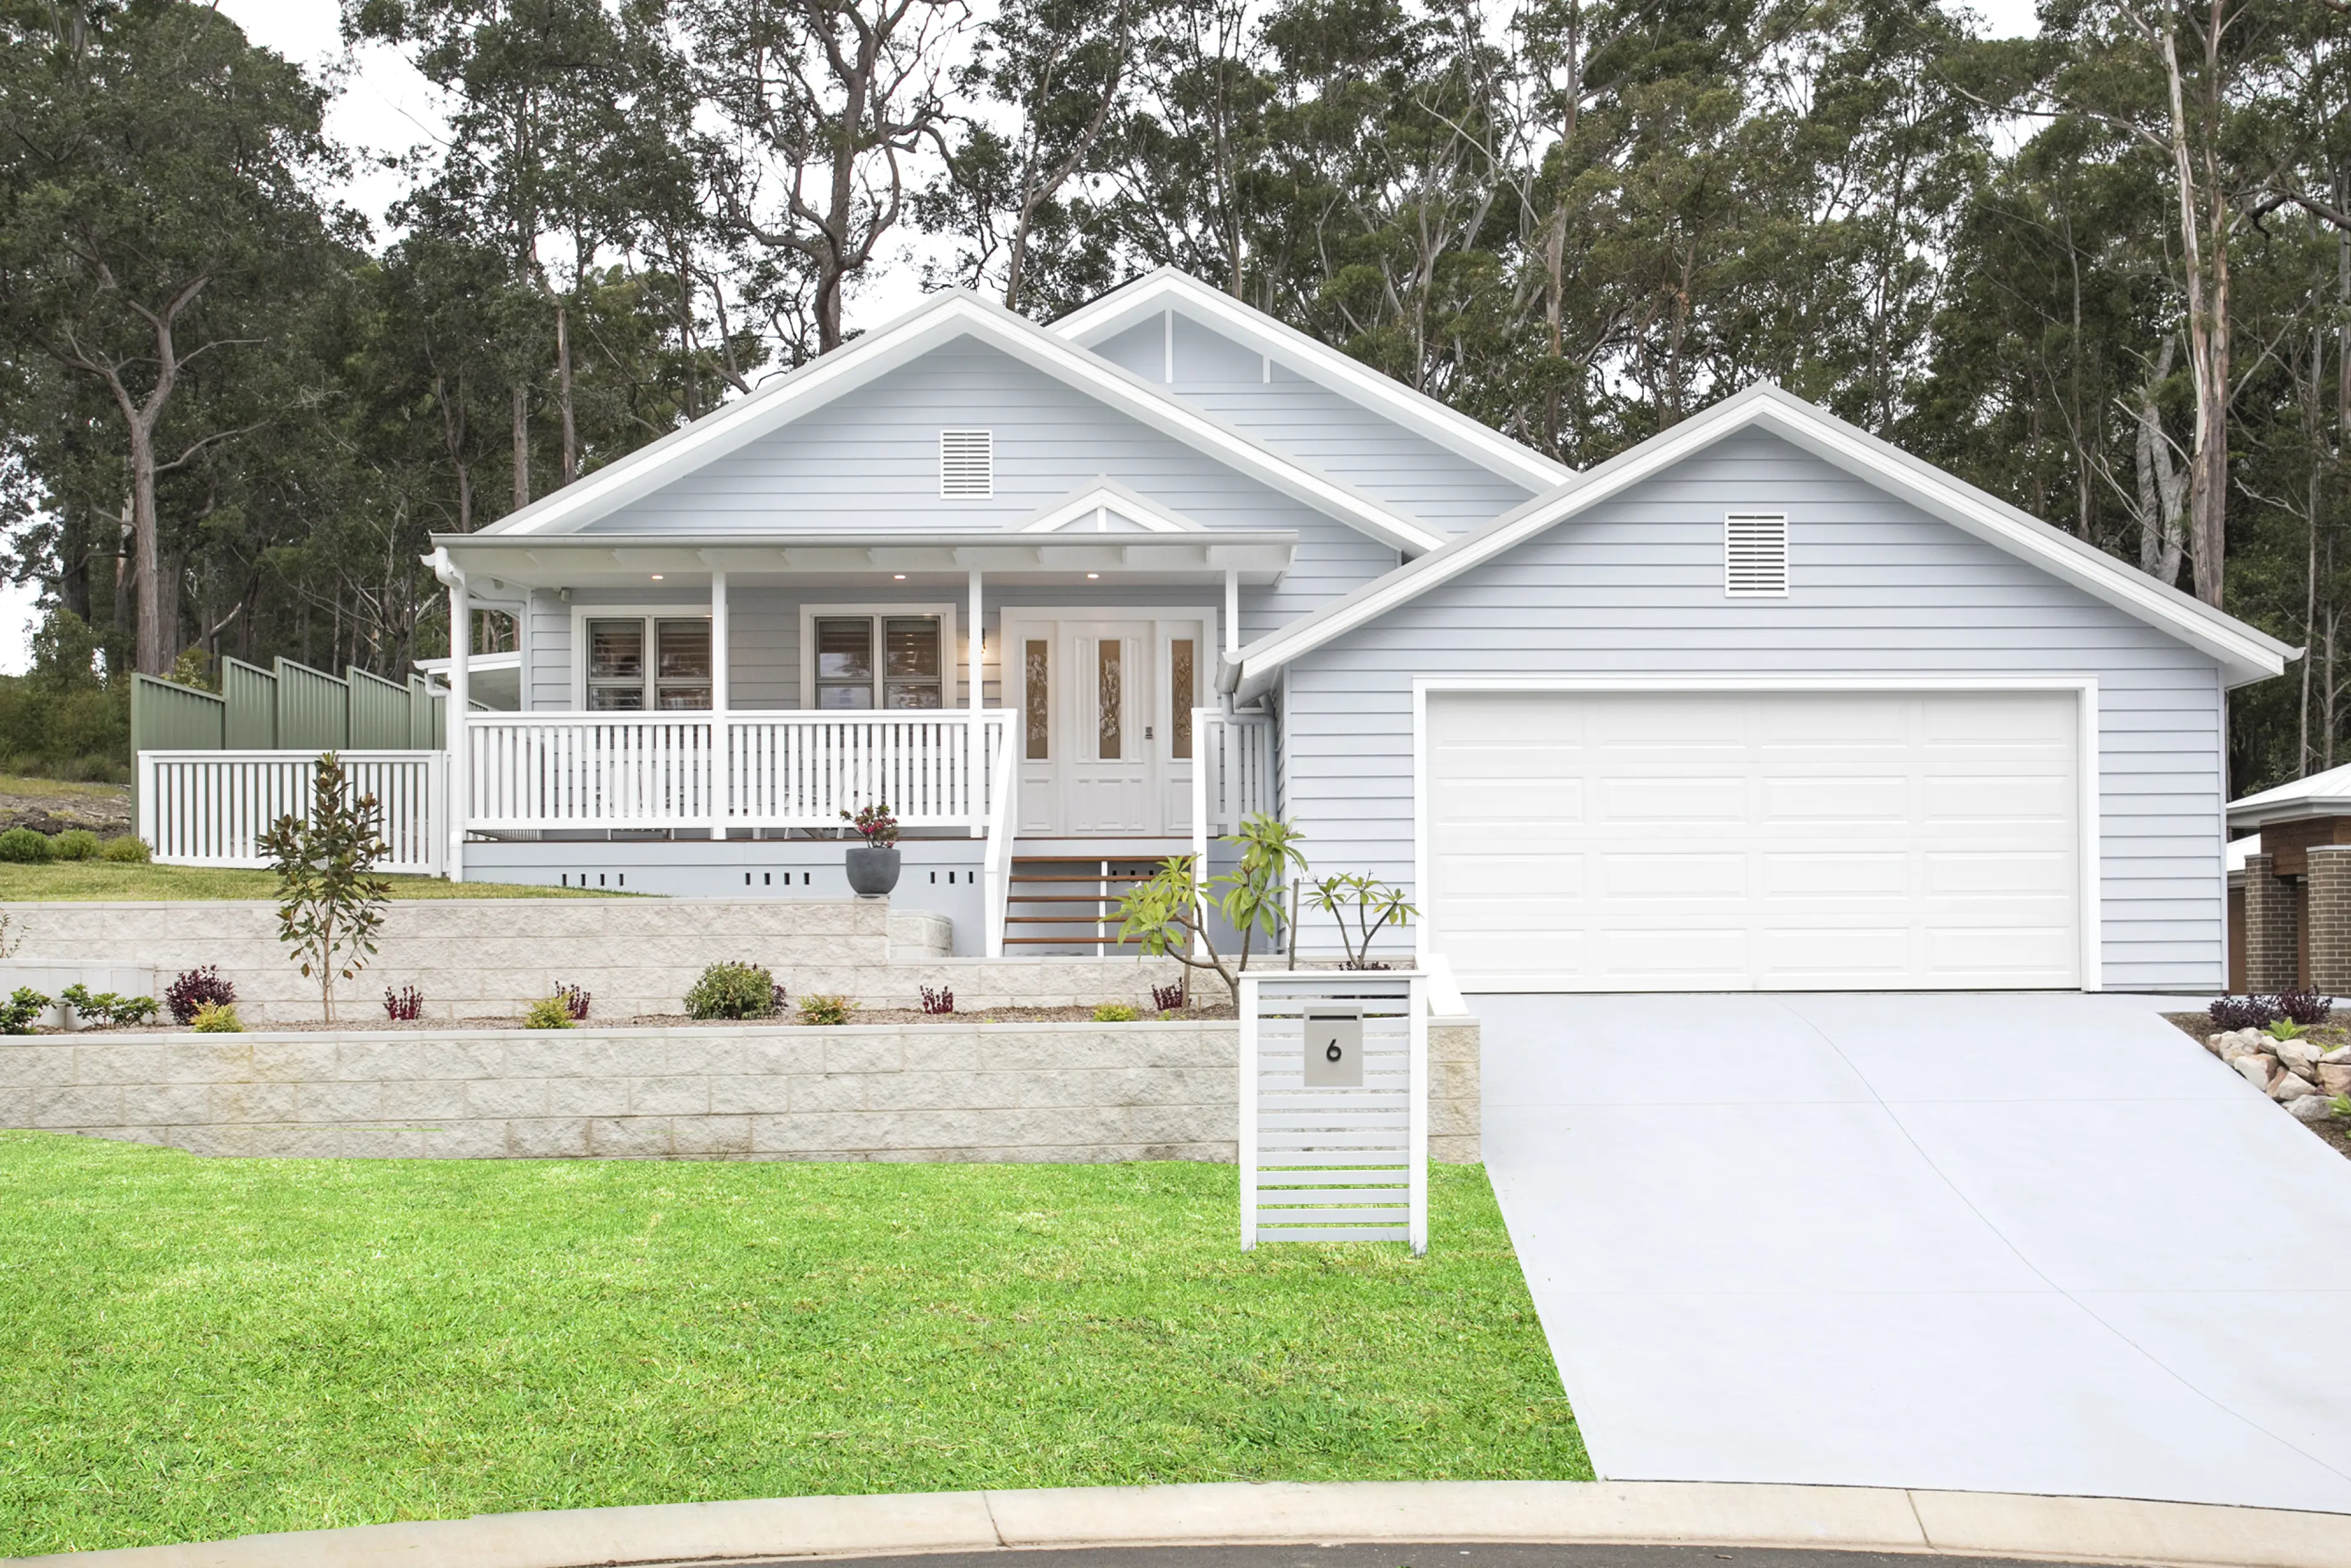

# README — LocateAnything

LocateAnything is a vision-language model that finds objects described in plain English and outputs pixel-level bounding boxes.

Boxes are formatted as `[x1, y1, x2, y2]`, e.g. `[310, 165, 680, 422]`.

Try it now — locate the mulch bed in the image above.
[0, 783, 132, 838]
[18, 1003, 1239, 1036]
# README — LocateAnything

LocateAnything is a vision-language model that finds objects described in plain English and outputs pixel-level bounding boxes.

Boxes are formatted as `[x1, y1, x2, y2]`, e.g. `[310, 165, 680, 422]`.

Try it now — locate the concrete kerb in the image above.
[13, 1480, 2350, 1568]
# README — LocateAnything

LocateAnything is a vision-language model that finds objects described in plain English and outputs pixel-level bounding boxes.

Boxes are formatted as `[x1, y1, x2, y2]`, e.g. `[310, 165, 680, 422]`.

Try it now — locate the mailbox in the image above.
[1302, 1005, 1364, 1087]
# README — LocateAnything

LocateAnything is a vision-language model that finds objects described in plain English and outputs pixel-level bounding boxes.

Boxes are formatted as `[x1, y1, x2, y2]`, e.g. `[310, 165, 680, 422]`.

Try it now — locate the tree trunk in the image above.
[126, 418, 168, 673]
[556, 303, 577, 487]
[2153, 11, 2230, 608]
[511, 381, 531, 512]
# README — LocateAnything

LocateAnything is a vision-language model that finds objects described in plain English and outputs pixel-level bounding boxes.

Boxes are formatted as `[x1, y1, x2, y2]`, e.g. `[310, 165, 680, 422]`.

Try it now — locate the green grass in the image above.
[0, 1136, 1585, 1556]
[0, 773, 127, 798]
[0, 861, 617, 901]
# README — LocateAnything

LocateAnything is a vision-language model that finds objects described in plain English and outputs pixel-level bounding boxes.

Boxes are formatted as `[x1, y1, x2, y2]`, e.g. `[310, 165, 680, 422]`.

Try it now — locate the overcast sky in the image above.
[0, 0, 2047, 676]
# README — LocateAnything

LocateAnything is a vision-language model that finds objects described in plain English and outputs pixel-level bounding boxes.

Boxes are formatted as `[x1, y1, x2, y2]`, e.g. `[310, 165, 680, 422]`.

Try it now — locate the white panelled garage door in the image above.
[1425, 689, 2084, 991]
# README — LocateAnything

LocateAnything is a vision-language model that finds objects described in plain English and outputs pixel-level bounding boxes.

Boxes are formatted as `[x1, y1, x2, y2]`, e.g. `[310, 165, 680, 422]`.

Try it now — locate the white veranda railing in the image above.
[1189, 707, 1276, 871]
[461, 710, 1015, 831]
[139, 750, 445, 875]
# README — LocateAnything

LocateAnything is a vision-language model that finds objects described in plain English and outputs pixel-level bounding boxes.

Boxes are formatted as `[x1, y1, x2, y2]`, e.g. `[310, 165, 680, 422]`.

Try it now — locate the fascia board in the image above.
[1231, 384, 2294, 700]
[1054, 271, 1573, 492]
[1012, 481, 1201, 533]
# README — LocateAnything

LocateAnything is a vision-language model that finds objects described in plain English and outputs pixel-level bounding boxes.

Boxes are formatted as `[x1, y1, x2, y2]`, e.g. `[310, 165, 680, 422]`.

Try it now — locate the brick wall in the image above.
[2304, 846, 2351, 994]
[2241, 854, 2301, 992]
[0, 1018, 1484, 1165]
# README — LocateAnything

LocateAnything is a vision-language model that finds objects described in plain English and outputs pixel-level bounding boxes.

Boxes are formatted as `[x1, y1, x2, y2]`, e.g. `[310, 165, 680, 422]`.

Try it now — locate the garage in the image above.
[1423, 686, 2088, 991]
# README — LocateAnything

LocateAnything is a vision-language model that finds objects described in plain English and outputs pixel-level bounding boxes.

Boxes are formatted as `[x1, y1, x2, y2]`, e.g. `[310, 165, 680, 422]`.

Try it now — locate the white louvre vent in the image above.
[1725, 514, 1788, 596]
[940, 430, 993, 498]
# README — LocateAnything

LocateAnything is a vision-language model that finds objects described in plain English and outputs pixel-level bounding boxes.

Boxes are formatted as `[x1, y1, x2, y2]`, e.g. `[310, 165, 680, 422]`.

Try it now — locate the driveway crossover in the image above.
[1477, 991, 2351, 1512]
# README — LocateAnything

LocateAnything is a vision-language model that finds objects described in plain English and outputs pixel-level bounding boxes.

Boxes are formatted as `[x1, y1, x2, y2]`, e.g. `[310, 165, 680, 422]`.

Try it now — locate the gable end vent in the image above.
[940, 430, 993, 498]
[1725, 514, 1788, 597]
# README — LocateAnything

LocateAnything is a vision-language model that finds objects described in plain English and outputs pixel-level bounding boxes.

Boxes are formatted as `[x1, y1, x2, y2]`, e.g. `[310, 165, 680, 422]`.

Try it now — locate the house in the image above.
[407, 268, 2290, 986]
[2222, 764, 2351, 993]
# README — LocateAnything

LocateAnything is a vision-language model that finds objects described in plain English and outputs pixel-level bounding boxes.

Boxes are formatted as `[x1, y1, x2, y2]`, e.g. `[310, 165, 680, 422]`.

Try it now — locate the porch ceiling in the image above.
[430, 530, 1297, 590]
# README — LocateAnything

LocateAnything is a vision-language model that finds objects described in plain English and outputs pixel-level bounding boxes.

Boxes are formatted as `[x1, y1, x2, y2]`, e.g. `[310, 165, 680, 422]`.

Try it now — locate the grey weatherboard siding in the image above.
[1279, 428, 2227, 991]
[1088, 312, 1540, 533]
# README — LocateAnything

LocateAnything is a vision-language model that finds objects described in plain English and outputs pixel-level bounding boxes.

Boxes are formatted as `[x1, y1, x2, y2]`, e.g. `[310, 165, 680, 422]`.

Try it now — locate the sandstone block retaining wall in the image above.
[0, 1018, 1482, 1165]
[2, 899, 1184, 1026]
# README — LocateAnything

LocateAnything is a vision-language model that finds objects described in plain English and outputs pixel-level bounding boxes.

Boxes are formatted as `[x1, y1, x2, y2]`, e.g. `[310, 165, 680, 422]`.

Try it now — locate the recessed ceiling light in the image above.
[1086, 572, 1099, 579]
[650, 574, 664, 580]
[894, 573, 906, 580]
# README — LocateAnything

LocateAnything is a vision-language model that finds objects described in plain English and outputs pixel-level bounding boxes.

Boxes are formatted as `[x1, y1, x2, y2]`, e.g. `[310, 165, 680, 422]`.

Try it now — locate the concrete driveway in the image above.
[1477, 991, 2351, 1512]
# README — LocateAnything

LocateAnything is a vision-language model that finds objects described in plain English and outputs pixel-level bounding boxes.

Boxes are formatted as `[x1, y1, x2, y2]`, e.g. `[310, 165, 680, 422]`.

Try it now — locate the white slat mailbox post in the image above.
[1239, 970, 1428, 1255]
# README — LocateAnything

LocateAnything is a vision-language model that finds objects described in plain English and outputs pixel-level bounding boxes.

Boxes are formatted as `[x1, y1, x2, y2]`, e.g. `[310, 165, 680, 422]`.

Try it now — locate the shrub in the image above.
[49, 828, 100, 861]
[840, 802, 899, 847]
[189, 1001, 243, 1033]
[552, 981, 591, 1021]
[684, 961, 779, 1020]
[522, 996, 576, 1029]
[1151, 981, 1185, 1012]
[0, 827, 52, 863]
[797, 993, 850, 1026]
[383, 985, 424, 1021]
[2276, 988, 2334, 1026]
[1093, 1002, 1139, 1022]
[165, 966, 236, 1025]
[100, 834, 151, 863]
[0, 986, 50, 1034]
[61, 984, 157, 1028]
[919, 985, 954, 1015]
[2209, 994, 2281, 1032]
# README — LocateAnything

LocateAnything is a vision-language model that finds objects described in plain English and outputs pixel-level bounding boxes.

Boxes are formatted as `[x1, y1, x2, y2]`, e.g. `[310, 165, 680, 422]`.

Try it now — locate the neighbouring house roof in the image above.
[465, 289, 1445, 557]
[1221, 382, 2299, 701]
[2227, 763, 2351, 832]
[430, 528, 1298, 591]
[1049, 268, 1574, 493]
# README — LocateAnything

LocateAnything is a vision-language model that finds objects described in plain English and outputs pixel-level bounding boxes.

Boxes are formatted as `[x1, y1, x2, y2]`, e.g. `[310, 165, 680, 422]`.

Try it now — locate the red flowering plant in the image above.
[841, 803, 900, 847]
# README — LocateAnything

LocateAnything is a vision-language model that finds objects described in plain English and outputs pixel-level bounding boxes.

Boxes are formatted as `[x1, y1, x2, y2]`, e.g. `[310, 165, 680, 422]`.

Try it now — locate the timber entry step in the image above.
[1005, 855, 1164, 953]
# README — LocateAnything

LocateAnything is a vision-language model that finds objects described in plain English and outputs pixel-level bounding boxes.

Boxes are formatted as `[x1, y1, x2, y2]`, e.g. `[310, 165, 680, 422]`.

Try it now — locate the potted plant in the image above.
[841, 803, 901, 896]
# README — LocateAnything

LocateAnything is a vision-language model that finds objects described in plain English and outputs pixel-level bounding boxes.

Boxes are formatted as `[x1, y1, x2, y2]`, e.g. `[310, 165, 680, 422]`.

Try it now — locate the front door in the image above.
[1008, 612, 1209, 837]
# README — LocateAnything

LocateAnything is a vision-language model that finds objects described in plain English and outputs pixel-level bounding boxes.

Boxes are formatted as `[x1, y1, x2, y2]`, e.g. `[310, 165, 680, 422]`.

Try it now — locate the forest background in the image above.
[0, 0, 2344, 801]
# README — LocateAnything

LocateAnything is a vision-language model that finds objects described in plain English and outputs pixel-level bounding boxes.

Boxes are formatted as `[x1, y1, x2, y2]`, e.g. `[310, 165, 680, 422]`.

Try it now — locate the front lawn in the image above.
[0, 861, 618, 901]
[0, 1135, 1585, 1556]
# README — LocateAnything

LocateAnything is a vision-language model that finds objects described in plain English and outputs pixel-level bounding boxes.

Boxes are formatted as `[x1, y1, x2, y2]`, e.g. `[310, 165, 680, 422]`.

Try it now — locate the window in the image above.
[1095, 639, 1122, 759]
[1024, 639, 1049, 759]
[814, 616, 943, 709]
[585, 617, 710, 710]
[1169, 638, 1194, 759]
[1725, 514, 1789, 597]
[940, 430, 992, 497]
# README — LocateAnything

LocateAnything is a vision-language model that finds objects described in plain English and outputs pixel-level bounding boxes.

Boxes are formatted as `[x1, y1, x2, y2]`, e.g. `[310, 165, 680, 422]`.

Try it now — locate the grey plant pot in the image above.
[844, 844, 901, 897]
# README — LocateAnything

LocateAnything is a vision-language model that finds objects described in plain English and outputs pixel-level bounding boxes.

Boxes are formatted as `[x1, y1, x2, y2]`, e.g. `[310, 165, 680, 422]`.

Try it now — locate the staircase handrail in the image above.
[981, 711, 1019, 956]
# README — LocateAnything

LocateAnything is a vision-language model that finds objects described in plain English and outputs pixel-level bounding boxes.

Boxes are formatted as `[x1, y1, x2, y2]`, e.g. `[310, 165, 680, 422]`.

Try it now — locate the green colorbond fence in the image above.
[131, 659, 451, 759]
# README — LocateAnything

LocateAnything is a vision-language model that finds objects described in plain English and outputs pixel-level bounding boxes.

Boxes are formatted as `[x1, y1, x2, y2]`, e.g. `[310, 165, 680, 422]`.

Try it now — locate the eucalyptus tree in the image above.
[0, 0, 343, 674]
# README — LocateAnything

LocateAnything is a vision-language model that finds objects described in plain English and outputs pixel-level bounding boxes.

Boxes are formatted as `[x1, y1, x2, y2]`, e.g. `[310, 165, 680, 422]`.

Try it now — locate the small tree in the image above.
[1116, 814, 1308, 1005]
[259, 754, 391, 1023]
[1306, 874, 1418, 969]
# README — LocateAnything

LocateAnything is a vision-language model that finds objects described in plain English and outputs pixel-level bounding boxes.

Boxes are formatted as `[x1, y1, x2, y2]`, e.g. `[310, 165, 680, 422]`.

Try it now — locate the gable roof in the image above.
[1051, 268, 1573, 494]
[1224, 381, 2297, 700]
[1013, 480, 1201, 533]
[476, 288, 1444, 555]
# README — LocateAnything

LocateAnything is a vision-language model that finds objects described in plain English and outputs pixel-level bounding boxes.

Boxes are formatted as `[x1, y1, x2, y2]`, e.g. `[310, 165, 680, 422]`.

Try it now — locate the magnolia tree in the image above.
[259, 753, 391, 1023]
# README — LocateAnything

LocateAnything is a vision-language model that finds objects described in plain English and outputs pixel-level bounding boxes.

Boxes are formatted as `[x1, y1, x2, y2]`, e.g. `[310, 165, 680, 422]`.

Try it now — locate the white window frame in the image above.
[569, 604, 713, 710]
[1724, 512, 1790, 598]
[795, 602, 959, 711]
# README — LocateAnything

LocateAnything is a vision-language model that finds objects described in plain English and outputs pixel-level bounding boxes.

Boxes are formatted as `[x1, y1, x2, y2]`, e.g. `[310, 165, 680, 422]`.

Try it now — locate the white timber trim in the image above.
[1408, 674, 2105, 994]
[1051, 268, 1573, 492]
[475, 290, 1444, 555]
[1231, 384, 2293, 698]
[1013, 482, 1202, 534]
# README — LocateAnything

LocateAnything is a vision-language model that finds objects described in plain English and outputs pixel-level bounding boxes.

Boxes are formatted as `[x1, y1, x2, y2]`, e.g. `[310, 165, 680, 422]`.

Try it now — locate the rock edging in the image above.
[2202, 1027, 2351, 1123]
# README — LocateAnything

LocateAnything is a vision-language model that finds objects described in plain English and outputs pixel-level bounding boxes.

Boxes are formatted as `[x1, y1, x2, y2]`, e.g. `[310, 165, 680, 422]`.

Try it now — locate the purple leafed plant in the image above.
[920, 985, 954, 1015]
[2208, 994, 2282, 1031]
[1151, 981, 1185, 1013]
[2276, 988, 2334, 1026]
[383, 985, 424, 1021]
[165, 967, 236, 1026]
[553, 981, 591, 1021]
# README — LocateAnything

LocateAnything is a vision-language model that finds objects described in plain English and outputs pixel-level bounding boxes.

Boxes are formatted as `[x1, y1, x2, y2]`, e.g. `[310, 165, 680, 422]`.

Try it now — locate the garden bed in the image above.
[0, 1131, 1583, 1556]
[0, 860, 617, 901]
[2162, 1011, 2351, 1162]
[5, 1004, 1243, 1035]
